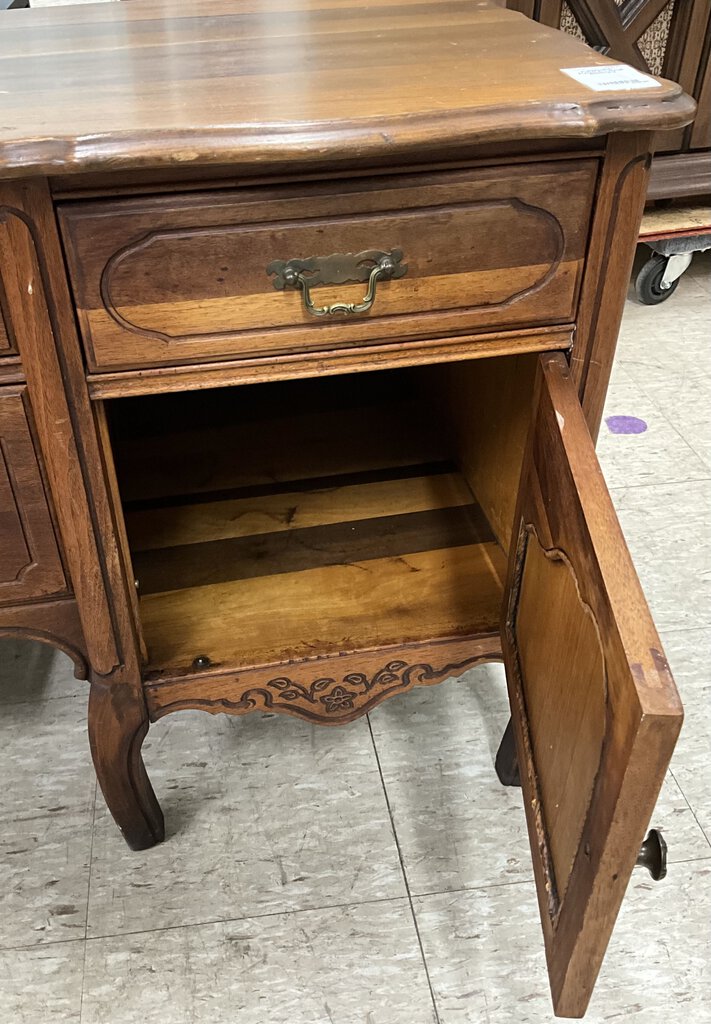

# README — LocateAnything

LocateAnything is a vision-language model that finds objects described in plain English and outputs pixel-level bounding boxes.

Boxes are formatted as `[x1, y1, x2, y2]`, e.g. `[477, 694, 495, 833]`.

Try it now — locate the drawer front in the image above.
[60, 161, 597, 372]
[0, 386, 66, 606]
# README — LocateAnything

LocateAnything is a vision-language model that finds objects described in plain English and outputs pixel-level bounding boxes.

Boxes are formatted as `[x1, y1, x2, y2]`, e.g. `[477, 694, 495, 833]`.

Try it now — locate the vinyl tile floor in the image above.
[1, 250, 710, 1022]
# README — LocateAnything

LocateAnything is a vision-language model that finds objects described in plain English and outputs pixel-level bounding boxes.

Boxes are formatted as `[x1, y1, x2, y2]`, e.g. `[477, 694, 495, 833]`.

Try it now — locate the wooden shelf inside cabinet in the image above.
[108, 371, 508, 676]
[131, 467, 505, 673]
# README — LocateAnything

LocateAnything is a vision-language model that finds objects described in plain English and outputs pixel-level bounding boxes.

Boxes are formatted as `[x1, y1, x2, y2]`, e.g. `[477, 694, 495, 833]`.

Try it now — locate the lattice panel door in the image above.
[508, 0, 710, 155]
[558, 0, 677, 75]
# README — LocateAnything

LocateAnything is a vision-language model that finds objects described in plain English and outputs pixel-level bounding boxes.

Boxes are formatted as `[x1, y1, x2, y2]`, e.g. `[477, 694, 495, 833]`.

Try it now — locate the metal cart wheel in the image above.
[635, 253, 681, 305]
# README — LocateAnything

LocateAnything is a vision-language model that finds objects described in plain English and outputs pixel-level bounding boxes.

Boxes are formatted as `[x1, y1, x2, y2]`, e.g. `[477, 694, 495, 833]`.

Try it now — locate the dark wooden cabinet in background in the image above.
[507, 0, 711, 197]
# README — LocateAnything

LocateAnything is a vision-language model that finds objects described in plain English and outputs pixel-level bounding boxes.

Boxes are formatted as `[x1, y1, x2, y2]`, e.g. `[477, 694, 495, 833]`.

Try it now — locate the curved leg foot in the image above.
[88, 677, 165, 850]
[495, 717, 521, 787]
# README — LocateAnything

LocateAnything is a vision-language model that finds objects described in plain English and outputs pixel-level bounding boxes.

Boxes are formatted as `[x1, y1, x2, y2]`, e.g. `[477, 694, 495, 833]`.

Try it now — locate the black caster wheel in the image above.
[635, 254, 680, 305]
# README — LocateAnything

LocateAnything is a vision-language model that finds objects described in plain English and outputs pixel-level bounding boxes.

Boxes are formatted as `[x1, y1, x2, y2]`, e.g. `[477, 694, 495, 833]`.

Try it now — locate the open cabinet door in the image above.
[502, 352, 683, 1018]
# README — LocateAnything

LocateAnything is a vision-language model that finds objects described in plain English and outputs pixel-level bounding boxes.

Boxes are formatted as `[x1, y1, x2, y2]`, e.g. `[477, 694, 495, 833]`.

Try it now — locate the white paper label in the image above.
[561, 65, 661, 91]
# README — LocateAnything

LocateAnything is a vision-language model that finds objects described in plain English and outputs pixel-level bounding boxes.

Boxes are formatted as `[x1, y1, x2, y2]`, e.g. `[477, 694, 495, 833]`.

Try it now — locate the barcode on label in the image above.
[561, 65, 661, 91]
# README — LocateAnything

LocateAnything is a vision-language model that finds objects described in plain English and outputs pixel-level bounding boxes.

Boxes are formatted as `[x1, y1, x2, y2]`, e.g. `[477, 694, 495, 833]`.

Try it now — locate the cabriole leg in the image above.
[88, 676, 165, 850]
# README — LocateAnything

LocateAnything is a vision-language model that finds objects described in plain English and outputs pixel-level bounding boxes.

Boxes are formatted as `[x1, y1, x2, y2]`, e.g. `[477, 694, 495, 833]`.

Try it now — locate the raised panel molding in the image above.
[0, 387, 67, 605]
[59, 161, 597, 370]
[505, 523, 607, 921]
[99, 199, 566, 344]
[0, 279, 17, 354]
[0, 436, 32, 582]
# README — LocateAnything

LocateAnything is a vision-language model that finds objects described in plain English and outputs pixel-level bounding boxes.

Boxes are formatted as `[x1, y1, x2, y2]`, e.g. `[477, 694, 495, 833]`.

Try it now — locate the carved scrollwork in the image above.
[260, 660, 411, 714]
[157, 655, 486, 724]
[228, 660, 436, 719]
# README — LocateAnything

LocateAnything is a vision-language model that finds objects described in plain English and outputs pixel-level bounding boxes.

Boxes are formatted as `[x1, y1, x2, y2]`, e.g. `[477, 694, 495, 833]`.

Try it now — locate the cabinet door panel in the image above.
[502, 352, 682, 1018]
[0, 386, 66, 604]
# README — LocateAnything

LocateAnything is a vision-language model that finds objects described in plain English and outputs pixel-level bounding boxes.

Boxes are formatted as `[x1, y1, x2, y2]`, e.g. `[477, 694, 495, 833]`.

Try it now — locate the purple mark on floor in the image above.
[605, 415, 648, 435]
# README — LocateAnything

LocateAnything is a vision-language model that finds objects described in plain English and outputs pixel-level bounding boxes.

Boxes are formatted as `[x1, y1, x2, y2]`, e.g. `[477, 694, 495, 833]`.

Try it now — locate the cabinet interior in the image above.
[105, 353, 538, 675]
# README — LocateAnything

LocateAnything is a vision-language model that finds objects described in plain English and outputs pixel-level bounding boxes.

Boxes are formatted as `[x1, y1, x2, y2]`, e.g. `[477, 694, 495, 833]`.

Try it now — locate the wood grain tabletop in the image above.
[0, 0, 696, 178]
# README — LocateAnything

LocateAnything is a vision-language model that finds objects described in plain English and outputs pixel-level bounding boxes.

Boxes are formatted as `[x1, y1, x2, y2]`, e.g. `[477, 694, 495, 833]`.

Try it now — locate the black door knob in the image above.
[635, 828, 667, 881]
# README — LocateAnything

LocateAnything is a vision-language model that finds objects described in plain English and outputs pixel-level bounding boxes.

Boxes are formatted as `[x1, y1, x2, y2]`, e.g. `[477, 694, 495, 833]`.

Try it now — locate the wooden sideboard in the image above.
[0, 0, 696, 1016]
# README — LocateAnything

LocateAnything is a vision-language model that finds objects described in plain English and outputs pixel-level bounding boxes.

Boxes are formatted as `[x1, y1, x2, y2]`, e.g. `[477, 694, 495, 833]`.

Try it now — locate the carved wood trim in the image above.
[0, 626, 88, 680]
[144, 635, 503, 725]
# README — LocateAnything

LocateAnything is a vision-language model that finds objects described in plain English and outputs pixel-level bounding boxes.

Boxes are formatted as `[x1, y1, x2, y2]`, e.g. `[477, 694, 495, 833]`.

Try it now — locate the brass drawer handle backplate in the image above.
[267, 249, 407, 317]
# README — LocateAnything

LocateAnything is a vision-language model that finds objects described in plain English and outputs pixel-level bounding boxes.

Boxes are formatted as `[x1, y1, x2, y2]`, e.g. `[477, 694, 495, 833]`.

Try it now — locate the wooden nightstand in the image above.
[0, 0, 695, 1015]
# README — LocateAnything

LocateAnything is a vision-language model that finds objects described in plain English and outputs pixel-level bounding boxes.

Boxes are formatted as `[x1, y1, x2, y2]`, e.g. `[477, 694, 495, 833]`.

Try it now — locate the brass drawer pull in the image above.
[267, 249, 407, 317]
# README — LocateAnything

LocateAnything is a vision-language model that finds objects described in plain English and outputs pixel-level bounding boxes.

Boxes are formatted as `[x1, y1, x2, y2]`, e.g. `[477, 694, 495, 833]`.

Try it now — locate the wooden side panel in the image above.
[59, 161, 597, 371]
[505, 0, 538, 16]
[502, 352, 683, 1018]
[0, 386, 66, 605]
[0, 179, 164, 850]
[570, 132, 652, 439]
[426, 354, 538, 553]
[669, 0, 710, 152]
[0, 179, 141, 678]
[93, 401, 148, 664]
